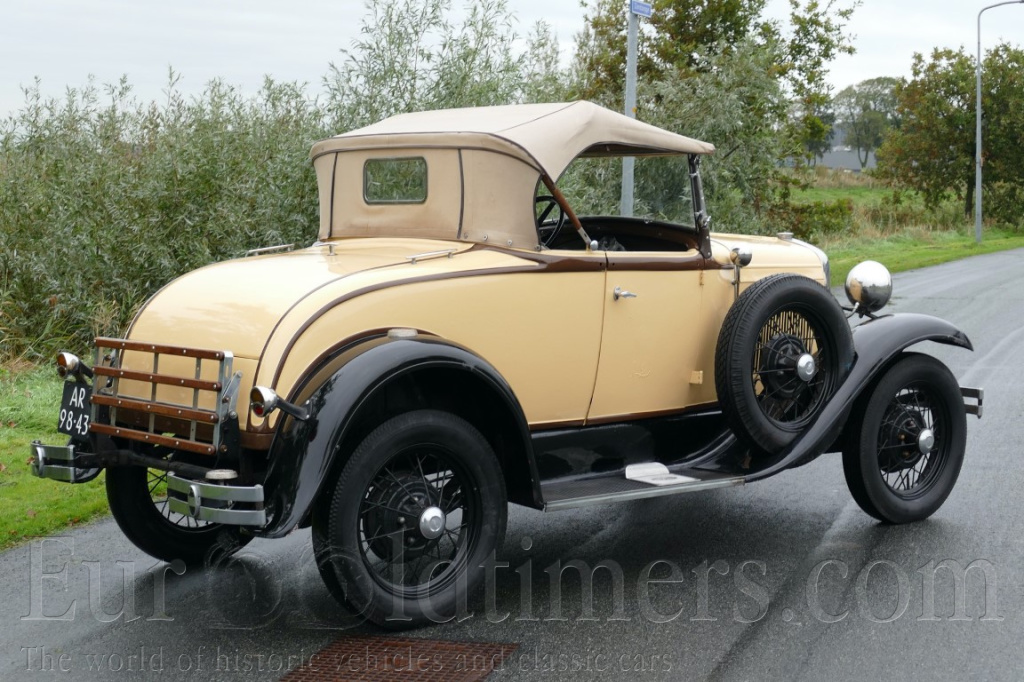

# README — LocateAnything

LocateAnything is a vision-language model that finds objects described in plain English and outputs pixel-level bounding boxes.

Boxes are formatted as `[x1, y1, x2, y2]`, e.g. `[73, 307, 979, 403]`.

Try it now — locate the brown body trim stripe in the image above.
[267, 264, 544, 389]
[265, 246, 724, 391]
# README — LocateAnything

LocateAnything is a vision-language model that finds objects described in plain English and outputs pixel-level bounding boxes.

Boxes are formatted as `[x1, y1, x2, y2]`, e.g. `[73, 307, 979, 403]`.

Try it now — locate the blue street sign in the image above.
[630, 0, 653, 18]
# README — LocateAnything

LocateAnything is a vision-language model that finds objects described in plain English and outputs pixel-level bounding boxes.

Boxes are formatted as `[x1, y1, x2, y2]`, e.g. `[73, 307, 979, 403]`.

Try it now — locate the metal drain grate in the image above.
[282, 635, 517, 681]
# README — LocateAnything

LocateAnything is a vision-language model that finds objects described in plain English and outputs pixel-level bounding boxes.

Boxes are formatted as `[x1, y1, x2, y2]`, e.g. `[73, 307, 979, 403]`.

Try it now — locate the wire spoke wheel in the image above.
[875, 386, 947, 499]
[751, 308, 830, 428]
[843, 353, 967, 524]
[717, 274, 854, 454]
[106, 450, 250, 564]
[358, 448, 476, 596]
[317, 410, 506, 628]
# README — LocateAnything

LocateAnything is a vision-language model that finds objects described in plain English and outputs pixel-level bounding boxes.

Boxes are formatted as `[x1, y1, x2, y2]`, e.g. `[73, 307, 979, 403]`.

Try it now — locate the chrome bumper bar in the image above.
[31, 441, 266, 527]
[167, 474, 266, 527]
[961, 386, 983, 418]
[30, 442, 99, 483]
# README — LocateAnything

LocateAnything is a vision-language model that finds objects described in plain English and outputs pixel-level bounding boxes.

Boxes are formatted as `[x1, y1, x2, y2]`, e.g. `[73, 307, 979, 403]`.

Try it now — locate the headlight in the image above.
[845, 260, 892, 313]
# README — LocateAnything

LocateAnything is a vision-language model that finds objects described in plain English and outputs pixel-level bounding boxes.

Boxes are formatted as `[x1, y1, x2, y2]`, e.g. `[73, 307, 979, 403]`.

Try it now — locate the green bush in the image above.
[987, 183, 1024, 229]
[0, 76, 326, 360]
[767, 198, 854, 240]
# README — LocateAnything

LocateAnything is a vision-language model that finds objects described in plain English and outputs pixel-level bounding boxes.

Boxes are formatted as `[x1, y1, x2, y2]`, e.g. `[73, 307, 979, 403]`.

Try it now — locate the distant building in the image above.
[818, 124, 877, 171]
[820, 149, 876, 171]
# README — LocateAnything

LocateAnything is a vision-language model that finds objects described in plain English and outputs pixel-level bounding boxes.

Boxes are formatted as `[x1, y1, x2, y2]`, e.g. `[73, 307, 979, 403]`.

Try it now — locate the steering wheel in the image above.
[535, 195, 567, 248]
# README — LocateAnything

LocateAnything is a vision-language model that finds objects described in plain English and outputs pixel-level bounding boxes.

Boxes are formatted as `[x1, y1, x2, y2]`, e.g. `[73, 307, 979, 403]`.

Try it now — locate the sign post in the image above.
[620, 0, 652, 218]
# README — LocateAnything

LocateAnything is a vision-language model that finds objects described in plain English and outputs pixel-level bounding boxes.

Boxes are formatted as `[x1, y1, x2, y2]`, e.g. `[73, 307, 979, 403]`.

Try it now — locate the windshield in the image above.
[556, 155, 696, 228]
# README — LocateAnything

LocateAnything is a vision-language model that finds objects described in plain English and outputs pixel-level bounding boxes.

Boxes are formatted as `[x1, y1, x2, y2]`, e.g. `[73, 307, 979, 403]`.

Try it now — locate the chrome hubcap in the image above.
[418, 506, 446, 540]
[796, 353, 817, 382]
[917, 428, 935, 455]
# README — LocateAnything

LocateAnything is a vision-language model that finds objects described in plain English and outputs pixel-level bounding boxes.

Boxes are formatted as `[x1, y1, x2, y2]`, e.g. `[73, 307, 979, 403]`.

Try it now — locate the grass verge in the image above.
[0, 365, 108, 551]
[818, 228, 1024, 287]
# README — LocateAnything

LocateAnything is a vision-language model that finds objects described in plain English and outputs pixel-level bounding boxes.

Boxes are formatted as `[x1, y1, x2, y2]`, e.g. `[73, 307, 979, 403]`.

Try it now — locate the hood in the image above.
[709, 232, 829, 284]
[127, 239, 472, 359]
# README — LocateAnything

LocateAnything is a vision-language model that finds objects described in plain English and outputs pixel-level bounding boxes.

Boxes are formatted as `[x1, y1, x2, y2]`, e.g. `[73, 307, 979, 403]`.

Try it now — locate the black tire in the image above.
[842, 353, 966, 523]
[311, 511, 353, 609]
[715, 273, 854, 454]
[106, 465, 250, 565]
[315, 410, 507, 629]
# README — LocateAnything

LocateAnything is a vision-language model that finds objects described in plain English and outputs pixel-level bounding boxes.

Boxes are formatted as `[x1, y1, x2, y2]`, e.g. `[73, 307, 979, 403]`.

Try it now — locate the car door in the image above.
[586, 250, 708, 422]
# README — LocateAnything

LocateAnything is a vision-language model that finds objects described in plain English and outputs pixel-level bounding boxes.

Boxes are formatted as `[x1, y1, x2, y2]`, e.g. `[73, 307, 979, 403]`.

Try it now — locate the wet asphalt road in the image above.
[2, 249, 1023, 681]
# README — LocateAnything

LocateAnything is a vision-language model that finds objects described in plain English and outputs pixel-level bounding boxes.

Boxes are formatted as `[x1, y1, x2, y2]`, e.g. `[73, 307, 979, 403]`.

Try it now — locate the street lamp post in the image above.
[976, 1, 1024, 244]
[620, 0, 652, 218]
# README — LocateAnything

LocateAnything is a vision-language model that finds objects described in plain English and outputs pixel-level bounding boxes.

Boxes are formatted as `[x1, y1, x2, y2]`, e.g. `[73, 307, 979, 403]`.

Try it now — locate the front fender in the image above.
[255, 335, 532, 538]
[745, 313, 972, 481]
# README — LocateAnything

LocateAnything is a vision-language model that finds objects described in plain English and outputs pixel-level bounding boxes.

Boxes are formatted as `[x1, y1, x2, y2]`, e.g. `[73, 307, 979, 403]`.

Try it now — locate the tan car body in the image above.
[118, 101, 826, 445]
[33, 102, 981, 623]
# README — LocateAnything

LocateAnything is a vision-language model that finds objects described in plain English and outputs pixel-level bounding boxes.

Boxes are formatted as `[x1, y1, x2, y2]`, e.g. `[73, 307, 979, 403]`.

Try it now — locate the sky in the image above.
[2, 0, 1024, 117]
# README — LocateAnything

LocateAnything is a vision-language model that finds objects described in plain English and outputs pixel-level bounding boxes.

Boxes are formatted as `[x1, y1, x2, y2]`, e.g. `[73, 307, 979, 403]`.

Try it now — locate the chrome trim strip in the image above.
[407, 248, 456, 264]
[792, 238, 831, 288]
[542, 476, 743, 511]
[245, 243, 295, 257]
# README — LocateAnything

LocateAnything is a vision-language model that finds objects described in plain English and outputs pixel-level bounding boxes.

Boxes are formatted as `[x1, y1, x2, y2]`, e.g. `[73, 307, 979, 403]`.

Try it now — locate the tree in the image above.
[323, 0, 566, 130]
[773, 0, 860, 165]
[648, 38, 793, 221]
[793, 100, 835, 164]
[833, 76, 901, 168]
[876, 45, 1024, 220]
[573, 0, 858, 173]
[559, 37, 792, 229]
[980, 44, 1024, 223]
[572, 0, 769, 104]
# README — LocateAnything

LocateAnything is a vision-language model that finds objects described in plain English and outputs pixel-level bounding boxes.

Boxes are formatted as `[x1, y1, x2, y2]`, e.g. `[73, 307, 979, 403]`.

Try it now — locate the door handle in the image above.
[613, 286, 637, 301]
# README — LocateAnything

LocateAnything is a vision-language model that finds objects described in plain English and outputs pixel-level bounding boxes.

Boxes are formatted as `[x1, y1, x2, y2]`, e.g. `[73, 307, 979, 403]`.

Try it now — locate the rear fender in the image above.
[745, 313, 972, 481]
[255, 335, 534, 538]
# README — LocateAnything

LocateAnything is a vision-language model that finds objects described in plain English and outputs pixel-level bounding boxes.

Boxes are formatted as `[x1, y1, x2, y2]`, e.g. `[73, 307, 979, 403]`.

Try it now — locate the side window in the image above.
[363, 157, 428, 204]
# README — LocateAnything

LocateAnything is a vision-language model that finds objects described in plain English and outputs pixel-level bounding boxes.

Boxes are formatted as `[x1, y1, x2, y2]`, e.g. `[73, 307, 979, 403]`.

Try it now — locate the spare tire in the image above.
[715, 273, 853, 455]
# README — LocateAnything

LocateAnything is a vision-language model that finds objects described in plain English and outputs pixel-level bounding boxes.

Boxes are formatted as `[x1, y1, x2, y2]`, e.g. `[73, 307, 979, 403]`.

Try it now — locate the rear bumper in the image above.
[30, 441, 99, 483]
[166, 474, 267, 527]
[961, 386, 983, 418]
[29, 441, 267, 528]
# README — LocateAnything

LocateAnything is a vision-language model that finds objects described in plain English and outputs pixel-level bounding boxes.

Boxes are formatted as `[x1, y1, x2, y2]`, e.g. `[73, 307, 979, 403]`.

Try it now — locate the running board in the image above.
[541, 470, 744, 511]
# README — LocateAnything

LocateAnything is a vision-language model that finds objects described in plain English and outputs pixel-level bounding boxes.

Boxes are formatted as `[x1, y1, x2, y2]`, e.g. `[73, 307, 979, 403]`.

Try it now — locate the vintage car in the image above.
[31, 101, 983, 627]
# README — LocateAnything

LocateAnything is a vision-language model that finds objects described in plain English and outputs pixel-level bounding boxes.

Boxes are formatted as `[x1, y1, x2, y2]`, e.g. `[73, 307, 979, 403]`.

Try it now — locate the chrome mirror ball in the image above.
[846, 260, 893, 313]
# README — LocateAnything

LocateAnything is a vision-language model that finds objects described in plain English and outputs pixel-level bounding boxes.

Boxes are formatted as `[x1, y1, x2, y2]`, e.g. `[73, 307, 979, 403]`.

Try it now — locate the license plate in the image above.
[58, 382, 92, 439]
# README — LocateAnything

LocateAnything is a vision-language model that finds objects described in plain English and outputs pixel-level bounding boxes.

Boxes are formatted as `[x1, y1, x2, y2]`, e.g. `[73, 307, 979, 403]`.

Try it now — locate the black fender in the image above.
[256, 335, 536, 538]
[745, 313, 972, 482]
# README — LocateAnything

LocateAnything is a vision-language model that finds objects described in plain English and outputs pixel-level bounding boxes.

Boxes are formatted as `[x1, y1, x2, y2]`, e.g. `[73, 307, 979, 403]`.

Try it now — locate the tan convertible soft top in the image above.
[311, 101, 714, 180]
[311, 101, 715, 248]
